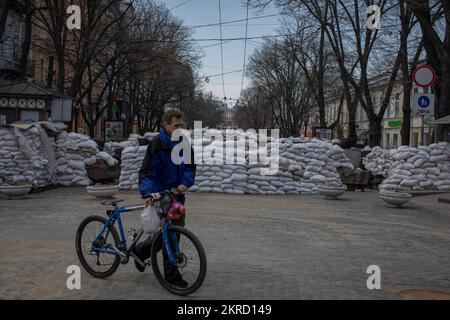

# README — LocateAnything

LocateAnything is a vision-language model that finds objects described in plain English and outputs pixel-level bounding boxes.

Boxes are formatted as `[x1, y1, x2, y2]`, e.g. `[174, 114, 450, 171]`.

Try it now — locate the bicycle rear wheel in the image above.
[75, 215, 121, 278]
[151, 226, 207, 296]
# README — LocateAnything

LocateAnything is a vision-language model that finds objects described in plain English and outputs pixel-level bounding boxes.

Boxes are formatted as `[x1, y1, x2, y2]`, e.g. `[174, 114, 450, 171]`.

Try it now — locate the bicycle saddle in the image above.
[101, 199, 124, 207]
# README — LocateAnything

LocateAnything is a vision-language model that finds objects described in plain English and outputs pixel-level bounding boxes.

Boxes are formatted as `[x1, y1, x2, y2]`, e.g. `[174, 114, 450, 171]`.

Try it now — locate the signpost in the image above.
[413, 93, 435, 146]
[413, 65, 436, 146]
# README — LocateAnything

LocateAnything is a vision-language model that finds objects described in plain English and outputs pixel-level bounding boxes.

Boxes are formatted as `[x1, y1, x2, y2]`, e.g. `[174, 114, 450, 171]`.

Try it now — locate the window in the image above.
[414, 88, 419, 94]
[385, 104, 391, 119]
[424, 87, 429, 94]
[424, 133, 429, 146]
[393, 133, 399, 148]
[412, 132, 419, 147]
[385, 133, 390, 149]
[395, 93, 400, 117]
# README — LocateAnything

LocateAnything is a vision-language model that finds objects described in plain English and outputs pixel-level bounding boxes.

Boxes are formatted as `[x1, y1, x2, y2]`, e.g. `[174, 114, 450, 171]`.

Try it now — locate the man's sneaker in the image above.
[134, 259, 145, 273]
[166, 274, 188, 288]
[165, 265, 188, 288]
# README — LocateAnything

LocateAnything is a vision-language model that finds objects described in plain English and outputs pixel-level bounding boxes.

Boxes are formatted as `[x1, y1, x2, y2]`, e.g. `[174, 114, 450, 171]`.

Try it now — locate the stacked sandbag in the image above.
[104, 132, 159, 158]
[275, 139, 353, 192]
[143, 132, 159, 141]
[379, 143, 450, 192]
[0, 127, 30, 186]
[21, 126, 56, 188]
[0, 126, 57, 188]
[191, 136, 353, 195]
[362, 146, 394, 177]
[119, 145, 147, 190]
[177, 131, 246, 194]
[54, 132, 99, 187]
[190, 164, 247, 194]
[104, 140, 135, 158]
[117, 131, 354, 195]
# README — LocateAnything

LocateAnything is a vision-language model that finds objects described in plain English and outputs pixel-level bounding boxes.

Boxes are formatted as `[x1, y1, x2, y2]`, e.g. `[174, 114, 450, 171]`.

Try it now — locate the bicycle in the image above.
[75, 189, 207, 296]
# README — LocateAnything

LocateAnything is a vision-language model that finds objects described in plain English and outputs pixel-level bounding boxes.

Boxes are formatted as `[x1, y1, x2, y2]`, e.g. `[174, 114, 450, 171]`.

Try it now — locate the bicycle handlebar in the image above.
[144, 188, 185, 200]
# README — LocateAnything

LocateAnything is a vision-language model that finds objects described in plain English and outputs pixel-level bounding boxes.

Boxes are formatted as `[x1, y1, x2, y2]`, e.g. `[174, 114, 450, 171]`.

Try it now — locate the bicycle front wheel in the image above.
[75, 215, 121, 279]
[151, 226, 207, 296]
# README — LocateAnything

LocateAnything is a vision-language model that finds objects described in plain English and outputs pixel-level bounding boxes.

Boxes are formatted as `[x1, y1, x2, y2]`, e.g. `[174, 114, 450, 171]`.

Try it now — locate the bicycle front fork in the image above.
[162, 222, 181, 264]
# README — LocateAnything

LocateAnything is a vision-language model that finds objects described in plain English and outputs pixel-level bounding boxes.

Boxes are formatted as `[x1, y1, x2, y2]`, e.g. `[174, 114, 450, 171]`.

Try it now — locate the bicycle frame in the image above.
[91, 204, 180, 264]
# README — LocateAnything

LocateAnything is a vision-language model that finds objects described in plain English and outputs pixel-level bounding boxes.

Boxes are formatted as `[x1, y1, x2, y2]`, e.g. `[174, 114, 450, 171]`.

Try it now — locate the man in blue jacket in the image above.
[134, 110, 196, 288]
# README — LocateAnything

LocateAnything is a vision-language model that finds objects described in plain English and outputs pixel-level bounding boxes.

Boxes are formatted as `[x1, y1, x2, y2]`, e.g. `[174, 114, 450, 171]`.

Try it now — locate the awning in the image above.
[0, 81, 57, 98]
[433, 115, 450, 125]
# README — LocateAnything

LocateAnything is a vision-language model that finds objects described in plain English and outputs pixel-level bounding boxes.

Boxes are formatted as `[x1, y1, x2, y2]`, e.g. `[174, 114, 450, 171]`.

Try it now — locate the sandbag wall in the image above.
[362, 146, 394, 178]
[1, 125, 118, 188]
[379, 143, 450, 192]
[0, 126, 56, 188]
[118, 132, 355, 195]
[54, 131, 119, 187]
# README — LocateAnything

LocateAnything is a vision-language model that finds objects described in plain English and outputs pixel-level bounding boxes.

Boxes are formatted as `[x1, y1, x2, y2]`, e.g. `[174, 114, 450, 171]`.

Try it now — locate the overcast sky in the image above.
[160, 0, 281, 107]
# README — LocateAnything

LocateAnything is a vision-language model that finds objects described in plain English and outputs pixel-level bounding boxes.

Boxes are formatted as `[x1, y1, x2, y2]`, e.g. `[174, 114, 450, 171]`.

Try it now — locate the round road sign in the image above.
[418, 95, 430, 108]
[413, 66, 436, 88]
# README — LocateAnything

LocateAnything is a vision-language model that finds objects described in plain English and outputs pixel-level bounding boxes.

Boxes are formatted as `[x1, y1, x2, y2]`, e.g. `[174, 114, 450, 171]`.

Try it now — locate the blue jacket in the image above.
[138, 128, 196, 204]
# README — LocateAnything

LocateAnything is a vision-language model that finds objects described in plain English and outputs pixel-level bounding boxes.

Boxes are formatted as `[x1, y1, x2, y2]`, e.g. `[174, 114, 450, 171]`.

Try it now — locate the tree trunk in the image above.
[47, 56, 54, 87]
[0, 0, 11, 41]
[400, 0, 412, 146]
[368, 116, 382, 147]
[19, 1, 32, 77]
[56, 50, 65, 95]
[401, 85, 412, 145]
[437, 58, 450, 119]
[347, 102, 358, 139]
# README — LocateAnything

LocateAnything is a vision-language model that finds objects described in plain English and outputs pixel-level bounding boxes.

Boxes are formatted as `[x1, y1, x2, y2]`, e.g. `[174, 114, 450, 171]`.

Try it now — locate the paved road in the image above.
[1, 188, 450, 300]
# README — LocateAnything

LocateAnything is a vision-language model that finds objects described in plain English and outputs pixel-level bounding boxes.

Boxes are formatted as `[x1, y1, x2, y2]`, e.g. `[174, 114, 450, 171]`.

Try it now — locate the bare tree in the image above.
[283, 13, 335, 129]
[34, 0, 70, 94]
[234, 86, 273, 129]
[406, 0, 449, 120]
[247, 38, 314, 137]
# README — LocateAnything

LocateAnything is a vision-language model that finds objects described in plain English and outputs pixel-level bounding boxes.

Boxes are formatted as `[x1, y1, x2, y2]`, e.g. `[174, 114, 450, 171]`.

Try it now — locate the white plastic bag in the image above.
[141, 205, 160, 234]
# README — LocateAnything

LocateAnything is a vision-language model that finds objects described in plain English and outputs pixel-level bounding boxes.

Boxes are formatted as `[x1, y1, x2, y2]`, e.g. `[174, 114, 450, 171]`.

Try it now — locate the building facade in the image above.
[0, 1, 130, 141]
[309, 74, 434, 148]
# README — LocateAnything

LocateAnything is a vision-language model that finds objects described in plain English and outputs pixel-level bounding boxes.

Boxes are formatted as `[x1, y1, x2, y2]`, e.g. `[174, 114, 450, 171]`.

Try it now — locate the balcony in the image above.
[13, 0, 36, 13]
[0, 58, 35, 77]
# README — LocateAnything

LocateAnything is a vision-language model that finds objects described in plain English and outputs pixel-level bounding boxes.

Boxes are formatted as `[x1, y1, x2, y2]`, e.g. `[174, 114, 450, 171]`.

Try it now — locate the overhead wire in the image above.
[240, 0, 250, 99]
[218, 0, 226, 99]
[169, 0, 194, 11]
[184, 13, 280, 29]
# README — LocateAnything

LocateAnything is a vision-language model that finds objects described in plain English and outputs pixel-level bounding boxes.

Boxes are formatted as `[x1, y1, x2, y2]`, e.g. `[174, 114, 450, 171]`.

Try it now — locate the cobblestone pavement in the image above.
[1, 188, 450, 300]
